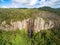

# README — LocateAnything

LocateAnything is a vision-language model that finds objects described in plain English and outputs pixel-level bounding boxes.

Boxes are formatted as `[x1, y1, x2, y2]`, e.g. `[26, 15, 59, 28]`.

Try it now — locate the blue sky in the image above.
[0, 0, 60, 8]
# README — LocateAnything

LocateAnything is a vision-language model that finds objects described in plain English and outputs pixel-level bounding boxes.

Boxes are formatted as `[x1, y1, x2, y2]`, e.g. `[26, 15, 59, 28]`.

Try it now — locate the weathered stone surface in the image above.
[34, 18, 54, 32]
[0, 19, 29, 31]
[0, 17, 60, 32]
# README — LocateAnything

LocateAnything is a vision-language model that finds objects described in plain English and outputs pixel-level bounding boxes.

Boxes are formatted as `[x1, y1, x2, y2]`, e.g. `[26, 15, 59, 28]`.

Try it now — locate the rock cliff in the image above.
[0, 17, 60, 32]
[0, 9, 60, 32]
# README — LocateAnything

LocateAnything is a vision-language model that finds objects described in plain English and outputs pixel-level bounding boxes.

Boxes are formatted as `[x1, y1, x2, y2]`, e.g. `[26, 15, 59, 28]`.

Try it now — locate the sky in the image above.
[0, 0, 60, 8]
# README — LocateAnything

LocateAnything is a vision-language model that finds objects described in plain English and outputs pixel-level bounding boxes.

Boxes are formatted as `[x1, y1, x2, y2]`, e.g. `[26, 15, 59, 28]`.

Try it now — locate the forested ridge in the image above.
[0, 7, 60, 45]
[38, 7, 60, 16]
[0, 7, 60, 24]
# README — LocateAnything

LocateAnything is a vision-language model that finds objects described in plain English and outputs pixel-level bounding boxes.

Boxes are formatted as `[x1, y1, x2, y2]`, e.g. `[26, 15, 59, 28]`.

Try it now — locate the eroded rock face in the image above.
[0, 19, 29, 31]
[34, 18, 54, 32]
[0, 18, 60, 32]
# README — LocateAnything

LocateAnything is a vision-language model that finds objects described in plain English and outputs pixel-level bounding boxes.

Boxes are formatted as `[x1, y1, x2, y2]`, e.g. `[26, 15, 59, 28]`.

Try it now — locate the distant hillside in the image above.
[38, 7, 60, 16]
[0, 8, 60, 24]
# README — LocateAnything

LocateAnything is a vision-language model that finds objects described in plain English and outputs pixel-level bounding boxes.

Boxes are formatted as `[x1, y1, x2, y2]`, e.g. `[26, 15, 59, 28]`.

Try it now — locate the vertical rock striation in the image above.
[0, 18, 60, 32]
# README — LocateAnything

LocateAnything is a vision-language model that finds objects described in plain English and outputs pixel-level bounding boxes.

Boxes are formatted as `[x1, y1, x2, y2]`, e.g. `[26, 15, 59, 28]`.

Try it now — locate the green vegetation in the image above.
[0, 7, 60, 24]
[38, 7, 60, 16]
[0, 8, 40, 24]
[0, 29, 60, 45]
[0, 9, 30, 24]
[0, 7, 60, 45]
[33, 29, 60, 45]
[0, 29, 31, 45]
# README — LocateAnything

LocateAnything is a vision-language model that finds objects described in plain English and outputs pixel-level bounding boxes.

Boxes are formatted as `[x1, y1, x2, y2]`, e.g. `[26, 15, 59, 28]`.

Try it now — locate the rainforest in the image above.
[0, 7, 60, 45]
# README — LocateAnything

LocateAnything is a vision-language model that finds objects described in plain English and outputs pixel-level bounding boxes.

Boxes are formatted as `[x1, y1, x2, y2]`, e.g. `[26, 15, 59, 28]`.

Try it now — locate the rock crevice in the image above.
[0, 17, 60, 32]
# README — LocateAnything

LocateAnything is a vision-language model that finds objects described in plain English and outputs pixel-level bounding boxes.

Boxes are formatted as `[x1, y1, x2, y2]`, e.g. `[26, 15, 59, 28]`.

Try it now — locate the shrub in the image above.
[33, 29, 60, 45]
[0, 29, 31, 45]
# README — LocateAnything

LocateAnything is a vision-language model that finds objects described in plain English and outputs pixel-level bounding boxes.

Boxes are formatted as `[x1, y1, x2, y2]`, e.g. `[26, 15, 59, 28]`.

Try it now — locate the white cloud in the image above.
[1, 6, 9, 8]
[6, 0, 38, 8]
[11, 0, 60, 8]
[29, 0, 37, 5]
[12, 0, 37, 5]
[39, 0, 59, 7]
[0, 0, 60, 8]
[12, 0, 28, 4]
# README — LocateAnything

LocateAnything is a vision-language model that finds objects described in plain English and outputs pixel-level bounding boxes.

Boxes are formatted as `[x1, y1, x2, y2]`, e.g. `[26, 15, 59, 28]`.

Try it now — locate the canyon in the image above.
[0, 17, 60, 32]
[0, 8, 60, 33]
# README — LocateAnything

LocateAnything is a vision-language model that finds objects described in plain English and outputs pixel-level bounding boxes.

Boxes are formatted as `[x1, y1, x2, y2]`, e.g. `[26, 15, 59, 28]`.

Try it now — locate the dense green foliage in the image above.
[0, 7, 60, 45]
[33, 29, 60, 45]
[0, 9, 30, 24]
[0, 29, 60, 45]
[0, 8, 40, 24]
[0, 29, 31, 45]
[0, 7, 60, 24]
[39, 7, 60, 16]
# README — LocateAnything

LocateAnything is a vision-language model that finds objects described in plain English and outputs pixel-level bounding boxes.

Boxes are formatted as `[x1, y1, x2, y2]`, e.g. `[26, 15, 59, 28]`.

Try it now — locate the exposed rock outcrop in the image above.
[0, 10, 60, 32]
[0, 17, 60, 32]
[0, 19, 29, 31]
